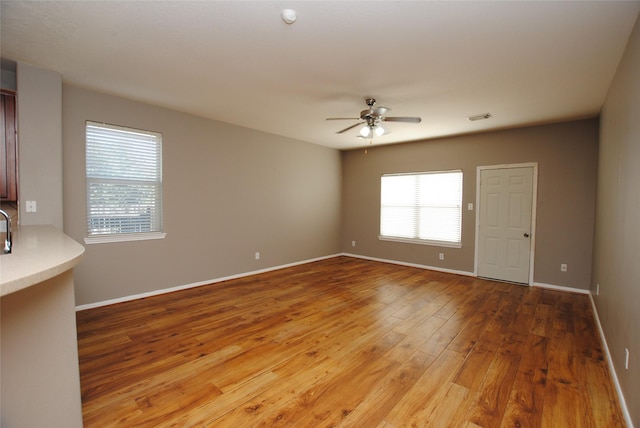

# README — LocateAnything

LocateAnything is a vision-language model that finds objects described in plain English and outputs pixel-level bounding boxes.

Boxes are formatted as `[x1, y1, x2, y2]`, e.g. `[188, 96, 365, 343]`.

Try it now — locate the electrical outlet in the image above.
[352, 241, 356, 247]
[255, 252, 260, 260]
[625, 348, 630, 370]
[561, 263, 567, 272]
[26, 200, 37, 213]
[439, 253, 444, 261]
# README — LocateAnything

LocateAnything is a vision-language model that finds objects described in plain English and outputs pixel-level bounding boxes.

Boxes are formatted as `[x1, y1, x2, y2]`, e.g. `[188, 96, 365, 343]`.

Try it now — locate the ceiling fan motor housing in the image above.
[327, 97, 421, 135]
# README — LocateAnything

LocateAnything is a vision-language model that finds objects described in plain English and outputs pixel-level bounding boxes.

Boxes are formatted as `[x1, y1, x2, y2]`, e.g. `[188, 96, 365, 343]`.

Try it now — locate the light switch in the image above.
[467, 203, 473, 211]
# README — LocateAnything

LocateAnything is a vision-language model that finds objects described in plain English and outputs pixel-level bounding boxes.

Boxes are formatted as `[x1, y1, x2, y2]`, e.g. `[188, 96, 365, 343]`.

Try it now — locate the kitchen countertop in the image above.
[0, 225, 85, 297]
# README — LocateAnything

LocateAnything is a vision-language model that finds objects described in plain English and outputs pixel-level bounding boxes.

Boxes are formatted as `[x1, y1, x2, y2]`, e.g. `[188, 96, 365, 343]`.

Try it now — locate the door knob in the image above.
[524, 233, 530, 238]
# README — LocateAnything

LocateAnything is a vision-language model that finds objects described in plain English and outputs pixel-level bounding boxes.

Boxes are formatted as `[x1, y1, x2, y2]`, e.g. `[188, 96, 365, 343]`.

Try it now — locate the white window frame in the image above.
[84, 121, 165, 244]
[379, 170, 463, 248]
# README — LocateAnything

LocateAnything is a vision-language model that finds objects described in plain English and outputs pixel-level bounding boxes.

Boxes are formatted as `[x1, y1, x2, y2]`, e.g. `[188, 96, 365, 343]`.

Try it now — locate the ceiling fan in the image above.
[326, 98, 422, 138]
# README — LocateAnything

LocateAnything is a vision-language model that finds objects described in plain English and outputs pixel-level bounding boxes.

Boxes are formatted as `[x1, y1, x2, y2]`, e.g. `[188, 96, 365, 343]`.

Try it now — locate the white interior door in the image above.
[477, 166, 534, 284]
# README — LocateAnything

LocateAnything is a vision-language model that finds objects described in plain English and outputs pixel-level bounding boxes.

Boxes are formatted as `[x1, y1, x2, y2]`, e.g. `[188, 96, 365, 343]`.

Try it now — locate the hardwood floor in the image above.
[76, 256, 625, 427]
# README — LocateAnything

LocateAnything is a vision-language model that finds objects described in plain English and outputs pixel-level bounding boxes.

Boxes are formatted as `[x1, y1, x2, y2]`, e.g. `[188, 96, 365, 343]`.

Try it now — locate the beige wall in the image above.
[593, 14, 640, 425]
[1, 270, 84, 427]
[17, 62, 63, 228]
[62, 85, 342, 306]
[342, 119, 598, 290]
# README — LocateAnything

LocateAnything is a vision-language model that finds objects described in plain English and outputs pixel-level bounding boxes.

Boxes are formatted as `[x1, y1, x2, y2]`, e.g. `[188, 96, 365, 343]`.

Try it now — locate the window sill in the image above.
[84, 232, 166, 245]
[378, 235, 462, 249]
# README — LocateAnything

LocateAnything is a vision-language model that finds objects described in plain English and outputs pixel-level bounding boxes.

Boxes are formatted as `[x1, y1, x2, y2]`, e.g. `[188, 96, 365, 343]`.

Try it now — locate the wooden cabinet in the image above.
[1, 90, 18, 201]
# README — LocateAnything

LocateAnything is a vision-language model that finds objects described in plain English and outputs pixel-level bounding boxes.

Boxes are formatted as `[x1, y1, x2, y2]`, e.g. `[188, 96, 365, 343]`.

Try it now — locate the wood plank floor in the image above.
[76, 256, 625, 427]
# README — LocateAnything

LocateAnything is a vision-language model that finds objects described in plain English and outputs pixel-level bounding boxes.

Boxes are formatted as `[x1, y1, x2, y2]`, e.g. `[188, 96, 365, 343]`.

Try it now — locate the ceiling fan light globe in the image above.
[374, 125, 386, 136]
[360, 126, 373, 138]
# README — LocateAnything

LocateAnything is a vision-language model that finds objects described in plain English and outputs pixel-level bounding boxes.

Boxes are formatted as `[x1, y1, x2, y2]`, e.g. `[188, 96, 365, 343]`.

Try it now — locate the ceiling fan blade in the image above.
[326, 117, 360, 121]
[336, 122, 363, 134]
[383, 117, 422, 123]
[371, 106, 390, 116]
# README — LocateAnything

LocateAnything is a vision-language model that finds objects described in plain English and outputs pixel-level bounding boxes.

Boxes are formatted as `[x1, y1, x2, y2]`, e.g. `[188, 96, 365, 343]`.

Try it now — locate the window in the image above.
[380, 170, 463, 247]
[85, 121, 164, 244]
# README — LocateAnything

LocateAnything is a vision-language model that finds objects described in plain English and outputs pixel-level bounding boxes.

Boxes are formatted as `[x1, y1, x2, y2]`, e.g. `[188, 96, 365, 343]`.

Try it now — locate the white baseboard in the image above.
[78, 250, 595, 312]
[342, 254, 596, 298]
[77, 252, 594, 311]
[588, 293, 634, 428]
[531, 281, 590, 294]
[341, 252, 475, 278]
[75, 253, 342, 311]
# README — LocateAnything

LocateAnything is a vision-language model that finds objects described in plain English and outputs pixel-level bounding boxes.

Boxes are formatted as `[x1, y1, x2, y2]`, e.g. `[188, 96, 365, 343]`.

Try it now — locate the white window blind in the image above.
[380, 170, 463, 246]
[85, 122, 164, 243]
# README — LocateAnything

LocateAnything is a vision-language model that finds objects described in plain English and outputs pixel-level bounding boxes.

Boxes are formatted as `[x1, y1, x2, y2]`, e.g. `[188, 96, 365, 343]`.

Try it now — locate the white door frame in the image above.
[474, 162, 538, 285]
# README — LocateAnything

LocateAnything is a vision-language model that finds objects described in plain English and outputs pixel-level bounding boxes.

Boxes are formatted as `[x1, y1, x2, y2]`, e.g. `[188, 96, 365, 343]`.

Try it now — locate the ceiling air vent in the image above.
[467, 113, 492, 121]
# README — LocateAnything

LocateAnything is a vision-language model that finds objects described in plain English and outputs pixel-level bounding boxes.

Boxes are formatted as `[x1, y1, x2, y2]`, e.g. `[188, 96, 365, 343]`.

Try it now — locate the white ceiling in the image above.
[1, 1, 639, 150]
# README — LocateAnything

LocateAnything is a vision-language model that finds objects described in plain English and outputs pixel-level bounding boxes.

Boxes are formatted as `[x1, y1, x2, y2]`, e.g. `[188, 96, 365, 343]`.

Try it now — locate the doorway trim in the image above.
[474, 162, 538, 285]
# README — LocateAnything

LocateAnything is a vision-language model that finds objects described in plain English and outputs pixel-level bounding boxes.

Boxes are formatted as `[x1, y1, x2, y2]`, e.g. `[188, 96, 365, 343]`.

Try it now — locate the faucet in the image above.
[0, 209, 12, 254]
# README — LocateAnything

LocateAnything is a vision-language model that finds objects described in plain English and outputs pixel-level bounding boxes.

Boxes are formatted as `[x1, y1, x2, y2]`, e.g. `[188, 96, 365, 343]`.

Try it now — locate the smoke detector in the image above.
[281, 9, 297, 24]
